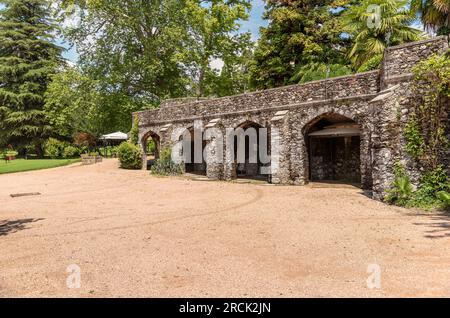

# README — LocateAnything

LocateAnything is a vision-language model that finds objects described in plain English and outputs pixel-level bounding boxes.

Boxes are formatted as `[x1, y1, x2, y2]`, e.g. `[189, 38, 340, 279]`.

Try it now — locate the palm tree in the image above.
[344, 0, 423, 70]
[411, 0, 450, 35]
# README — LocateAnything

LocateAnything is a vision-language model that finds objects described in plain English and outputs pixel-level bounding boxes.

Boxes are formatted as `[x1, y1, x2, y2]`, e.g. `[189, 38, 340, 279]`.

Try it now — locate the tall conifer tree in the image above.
[0, 0, 63, 156]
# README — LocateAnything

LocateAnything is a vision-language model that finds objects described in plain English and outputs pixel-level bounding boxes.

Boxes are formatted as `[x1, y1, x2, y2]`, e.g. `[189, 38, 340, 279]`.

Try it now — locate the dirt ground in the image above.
[0, 159, 449, 298]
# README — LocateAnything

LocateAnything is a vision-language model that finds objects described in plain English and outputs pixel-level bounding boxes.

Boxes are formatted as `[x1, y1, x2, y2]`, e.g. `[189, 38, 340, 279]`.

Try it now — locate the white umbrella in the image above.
[100, 132, 129, 141]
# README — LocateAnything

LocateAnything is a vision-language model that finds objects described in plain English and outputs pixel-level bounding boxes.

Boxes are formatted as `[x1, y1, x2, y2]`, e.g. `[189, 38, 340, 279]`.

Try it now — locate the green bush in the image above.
[151, 147, 183, 176]
[357, 55, 383, 73]
[404, 117, 425, 158]
[386, 163, 414, 206]
[130, 117, 139, 145]
[44, 138, 67, 159]
[387, 163, 450, 210]
[117, 142, 142, 169]
[63, 145, 80, 158]
[437, 191, 450, 211]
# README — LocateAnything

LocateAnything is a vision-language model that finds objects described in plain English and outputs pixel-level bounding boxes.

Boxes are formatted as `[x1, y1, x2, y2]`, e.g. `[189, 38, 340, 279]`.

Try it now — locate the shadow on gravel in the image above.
[0, 218, 44, 236]
[413, 214, 450, 239]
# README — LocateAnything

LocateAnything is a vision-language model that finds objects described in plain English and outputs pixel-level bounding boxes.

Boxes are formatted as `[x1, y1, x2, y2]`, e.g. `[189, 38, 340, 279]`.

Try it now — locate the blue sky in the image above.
[62, 0, 268, 62]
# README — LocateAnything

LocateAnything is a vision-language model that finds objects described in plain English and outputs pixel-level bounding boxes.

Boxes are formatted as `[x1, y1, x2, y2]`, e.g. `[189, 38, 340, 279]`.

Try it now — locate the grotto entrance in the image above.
[233, 121, 270, 182]
[306, 114, 361, 184]
[183, 127, 207, 176]
[141, 131, 161, 170]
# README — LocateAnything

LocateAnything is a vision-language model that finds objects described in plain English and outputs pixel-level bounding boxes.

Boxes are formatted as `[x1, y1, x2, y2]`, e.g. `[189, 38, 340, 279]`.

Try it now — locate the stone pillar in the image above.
[224, 126, 237, 181]
[269, 110, 291, 184]
[204, 119, 224, 180]
[369, 92, 398, 200]
[140, 136, 148, 170]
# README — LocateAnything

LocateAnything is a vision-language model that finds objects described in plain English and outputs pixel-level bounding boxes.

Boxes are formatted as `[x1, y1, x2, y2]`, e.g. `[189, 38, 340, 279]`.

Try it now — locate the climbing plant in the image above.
[407, 51, 450, 169]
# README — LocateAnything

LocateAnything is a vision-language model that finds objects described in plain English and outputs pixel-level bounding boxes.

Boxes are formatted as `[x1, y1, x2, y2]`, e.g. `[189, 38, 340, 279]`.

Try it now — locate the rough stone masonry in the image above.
[135, 36, 449, 200]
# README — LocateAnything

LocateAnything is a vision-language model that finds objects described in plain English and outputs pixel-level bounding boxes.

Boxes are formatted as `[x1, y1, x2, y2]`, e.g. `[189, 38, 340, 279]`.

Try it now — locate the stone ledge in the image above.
[140, 94, 378, 126]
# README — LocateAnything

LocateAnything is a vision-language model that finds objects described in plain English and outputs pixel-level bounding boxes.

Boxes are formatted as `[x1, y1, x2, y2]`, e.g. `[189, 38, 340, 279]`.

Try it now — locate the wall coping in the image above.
[384, 35, 448, 51]
[138, 93, 378, 127]
[134, 70, 380, 115]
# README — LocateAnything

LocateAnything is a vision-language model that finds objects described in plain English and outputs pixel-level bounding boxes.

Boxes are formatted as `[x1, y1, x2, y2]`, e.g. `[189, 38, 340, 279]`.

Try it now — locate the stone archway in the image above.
[294, 109, 373, 188]
[141, 130, 161, 170]
[232, 120, 270, 181]
[304, 113, 361, 184]
[181, 126, 207, 176]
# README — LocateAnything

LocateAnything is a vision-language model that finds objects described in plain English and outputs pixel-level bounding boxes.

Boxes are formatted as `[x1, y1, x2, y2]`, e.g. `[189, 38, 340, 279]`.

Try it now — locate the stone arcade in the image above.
[135, 37, 449, 200]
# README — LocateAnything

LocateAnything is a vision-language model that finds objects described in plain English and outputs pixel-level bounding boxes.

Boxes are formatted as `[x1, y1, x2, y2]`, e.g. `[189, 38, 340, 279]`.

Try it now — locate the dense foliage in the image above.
[150, 147, 184, 176]
[411, 0, 450, 35]
[388, 52, 450, 211]
[343, 0, 422, 70]
[249, 0, 354, 89]
[408, 52, 450, 169]
[117, 142, 142, 170]
[0, 0, 63, 156]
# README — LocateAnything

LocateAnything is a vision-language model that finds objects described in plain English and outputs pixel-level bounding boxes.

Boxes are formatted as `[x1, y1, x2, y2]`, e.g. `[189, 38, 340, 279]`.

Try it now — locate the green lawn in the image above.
[0, 158, 81, 175]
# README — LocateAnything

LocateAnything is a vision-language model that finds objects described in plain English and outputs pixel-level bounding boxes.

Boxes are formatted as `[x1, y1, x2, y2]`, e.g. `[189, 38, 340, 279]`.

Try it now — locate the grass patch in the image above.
[0, 159, 81, 175]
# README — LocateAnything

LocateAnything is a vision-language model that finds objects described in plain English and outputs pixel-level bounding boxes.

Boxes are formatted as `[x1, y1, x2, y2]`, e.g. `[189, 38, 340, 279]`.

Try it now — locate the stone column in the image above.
[269, 110, 291, 184]
[369, 92, 398, 200]
[223, 126, 237, 181]
[204, 119, 224, 180]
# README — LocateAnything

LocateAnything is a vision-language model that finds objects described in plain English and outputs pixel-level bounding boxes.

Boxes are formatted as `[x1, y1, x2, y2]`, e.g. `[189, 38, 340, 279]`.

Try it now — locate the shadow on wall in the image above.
[0, 218, 44, 236]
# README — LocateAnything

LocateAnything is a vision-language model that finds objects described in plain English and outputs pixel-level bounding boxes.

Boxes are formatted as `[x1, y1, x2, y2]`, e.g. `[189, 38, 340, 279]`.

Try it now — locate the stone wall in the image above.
[135, 37, 450, 200]
[381, 36, 449, 88]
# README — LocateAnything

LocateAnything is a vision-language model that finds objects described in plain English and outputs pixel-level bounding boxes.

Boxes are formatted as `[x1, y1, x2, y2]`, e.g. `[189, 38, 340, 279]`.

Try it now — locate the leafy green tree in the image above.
[60, 0, 190, 101]
[44, 67, 102, 138]
[180, 0, 252, 97]
[0, 0, 63, 156]
[249, 0, 354, 89]
[411, 0, 450, 35]
[343, 0, 422, 70]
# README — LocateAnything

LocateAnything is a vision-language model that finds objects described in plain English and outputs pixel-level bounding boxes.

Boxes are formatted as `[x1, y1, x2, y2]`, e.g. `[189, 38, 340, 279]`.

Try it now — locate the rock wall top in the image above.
[381, 36, 449, 87]
[136, 37, 449, 125]
[138, 71, 380, 124]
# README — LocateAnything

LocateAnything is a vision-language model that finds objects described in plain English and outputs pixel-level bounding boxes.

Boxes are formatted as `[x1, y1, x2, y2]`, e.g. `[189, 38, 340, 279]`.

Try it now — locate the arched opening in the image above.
[233, 121, 270, 181]
[182, 127, 207, 176]
[305, 113, 361, 185]
[142, 131, 161, 170]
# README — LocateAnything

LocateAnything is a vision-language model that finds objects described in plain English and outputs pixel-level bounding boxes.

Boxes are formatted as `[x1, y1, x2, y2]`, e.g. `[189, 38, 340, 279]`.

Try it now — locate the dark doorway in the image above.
[142, 131, 160, 170]
[306, 114, 361, 184]
[233, 121, 269, 181]
[184, 127, 207, 176]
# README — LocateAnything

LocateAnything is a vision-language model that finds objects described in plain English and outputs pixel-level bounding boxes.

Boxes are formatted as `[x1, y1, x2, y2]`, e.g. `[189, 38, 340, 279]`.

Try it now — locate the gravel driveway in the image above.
[0, 159, 449, 297]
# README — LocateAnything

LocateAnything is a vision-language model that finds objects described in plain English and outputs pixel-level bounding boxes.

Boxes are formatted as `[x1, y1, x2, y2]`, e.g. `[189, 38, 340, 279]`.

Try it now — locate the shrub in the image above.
[44, 138, 67, 159]
[117, 142, 142, 169]
[63, 145, 80, 158]
[437, 192, 450, 211]
[404, 116, 425, 158]
[357, 55, 383, 73]
[151, 147, 183, 176]
[386, 163, 413, 206]
[73, 132, 97, 148]
[130, 117, 139, 145]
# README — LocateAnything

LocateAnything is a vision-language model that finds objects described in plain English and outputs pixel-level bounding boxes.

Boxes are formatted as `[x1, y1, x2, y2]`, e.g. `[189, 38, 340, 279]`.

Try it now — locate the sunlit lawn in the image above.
[0, 159, 80, 175]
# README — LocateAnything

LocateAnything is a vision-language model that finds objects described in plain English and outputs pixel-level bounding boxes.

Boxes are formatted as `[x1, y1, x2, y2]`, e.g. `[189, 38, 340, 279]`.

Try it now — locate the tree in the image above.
[343, 0, 423, 70]
[180, 0, 252, 97]
[249, 0, 354, 89]
[61, 0, 253, 100]
[44, 67, 102, 138]
[60, 0, 190, 102]
[411, 0, 450, 35]
[0, 0, 63, 156]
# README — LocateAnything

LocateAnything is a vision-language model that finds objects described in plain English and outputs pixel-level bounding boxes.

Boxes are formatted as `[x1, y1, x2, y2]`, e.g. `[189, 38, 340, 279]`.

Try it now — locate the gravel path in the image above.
[0, 159, 449, 297]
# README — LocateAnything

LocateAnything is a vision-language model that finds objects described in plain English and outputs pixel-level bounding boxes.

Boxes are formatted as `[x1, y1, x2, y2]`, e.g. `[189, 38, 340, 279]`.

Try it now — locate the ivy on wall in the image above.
[407, 51, 450, 169]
